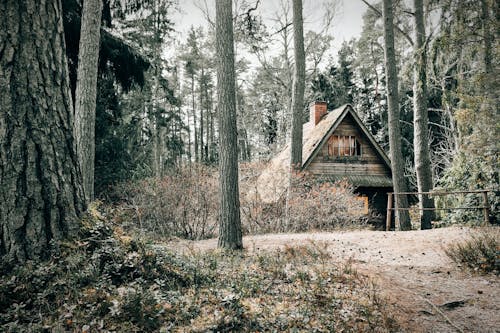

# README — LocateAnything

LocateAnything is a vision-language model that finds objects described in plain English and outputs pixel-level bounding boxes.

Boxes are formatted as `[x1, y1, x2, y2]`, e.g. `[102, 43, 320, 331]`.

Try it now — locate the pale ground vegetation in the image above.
[169, 226, 500, 332]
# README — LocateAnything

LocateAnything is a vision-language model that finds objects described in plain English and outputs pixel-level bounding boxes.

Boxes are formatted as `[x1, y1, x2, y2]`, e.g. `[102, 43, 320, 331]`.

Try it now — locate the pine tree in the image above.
[216, 0, 243, 250]
[0, 0, 85, 262]
[412, 0, 434, 229]
[382, 0, 412, 230]
[290, 0, 305, 170]
[74, 0, 103, 203]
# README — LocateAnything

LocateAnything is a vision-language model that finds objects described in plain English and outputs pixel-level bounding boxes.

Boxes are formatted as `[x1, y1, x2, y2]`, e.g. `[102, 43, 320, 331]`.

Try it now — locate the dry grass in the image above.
[445, 226, 500, 274]
[0, 210, 400, 332]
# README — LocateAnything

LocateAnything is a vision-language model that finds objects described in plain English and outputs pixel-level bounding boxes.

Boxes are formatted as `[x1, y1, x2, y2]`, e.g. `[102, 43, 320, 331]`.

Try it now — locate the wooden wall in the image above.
[307, 113, 391, 177]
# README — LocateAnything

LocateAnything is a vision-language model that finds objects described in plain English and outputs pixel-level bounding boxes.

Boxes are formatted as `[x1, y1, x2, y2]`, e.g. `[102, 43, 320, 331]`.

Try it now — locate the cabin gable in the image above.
[306, 112, 392, 178]
[300, 104, 393, 189]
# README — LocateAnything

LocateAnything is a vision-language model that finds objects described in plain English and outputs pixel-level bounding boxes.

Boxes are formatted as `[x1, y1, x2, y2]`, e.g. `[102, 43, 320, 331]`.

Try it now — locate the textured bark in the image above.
[481, 0, 492, 74]
[290, 0, 305, 170]
[413, 0, 434, 229]
[382, 0, 412, 230]
[0, 0, 85, 262]
[74, 0, 102, 202]
[216, 0, 242, 250]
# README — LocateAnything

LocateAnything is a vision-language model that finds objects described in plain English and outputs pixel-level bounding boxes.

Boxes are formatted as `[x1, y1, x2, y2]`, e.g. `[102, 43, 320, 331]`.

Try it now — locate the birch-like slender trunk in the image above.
[192, 73, 199, 163]
[216, 0, 242, 250]
[413, 0, 434, 229]
[74, 0, 103, 202]
[200, 67, 205, 162]
[382, 0, 412, 230]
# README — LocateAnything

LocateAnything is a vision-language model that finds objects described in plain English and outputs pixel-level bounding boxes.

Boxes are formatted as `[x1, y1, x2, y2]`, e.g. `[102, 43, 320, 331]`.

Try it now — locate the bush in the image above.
[0, 205, 208, 332]
[110, 164, 219, 240]
[286, 174, 369, 232]
[445, 227, 500, 274]
[240, 164, 370, 234]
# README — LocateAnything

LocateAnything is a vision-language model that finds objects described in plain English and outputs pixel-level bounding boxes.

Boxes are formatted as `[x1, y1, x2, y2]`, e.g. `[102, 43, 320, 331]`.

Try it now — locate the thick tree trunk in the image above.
[216, 0, 242, 250]
[0, 0, 85, 262]
[74, 0, 102, 202]
[290, 0, 305, 170]
[382, 0, 412, 230]
[413, 0, 434, 229]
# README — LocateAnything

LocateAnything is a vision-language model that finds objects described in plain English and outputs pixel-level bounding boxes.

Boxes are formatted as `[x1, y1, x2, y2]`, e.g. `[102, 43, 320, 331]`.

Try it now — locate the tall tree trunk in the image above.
[200, 67, 205, 162]
[74, 0, 103, 203]
[413, 0, 434, 229]
[216, 0, 242, 250]
[186, 101, 192, 165]
[481, 0, 492, 74]
[0, 0, 85, 262]
[192, 74, 199, 163]
[204, 82, 210, 161]
[209, 87, 215, 162]
[382, 0, 412, 230]
[290, 0, 305, 169]
[152, 74, 162, 178]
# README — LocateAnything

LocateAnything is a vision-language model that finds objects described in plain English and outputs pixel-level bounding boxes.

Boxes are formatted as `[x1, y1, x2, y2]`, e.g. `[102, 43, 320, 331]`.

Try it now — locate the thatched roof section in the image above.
[255, 104, 392, 203]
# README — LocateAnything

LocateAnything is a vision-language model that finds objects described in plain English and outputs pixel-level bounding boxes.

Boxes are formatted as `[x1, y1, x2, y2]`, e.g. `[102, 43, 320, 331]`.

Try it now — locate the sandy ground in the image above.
[168, 226, 499, 332]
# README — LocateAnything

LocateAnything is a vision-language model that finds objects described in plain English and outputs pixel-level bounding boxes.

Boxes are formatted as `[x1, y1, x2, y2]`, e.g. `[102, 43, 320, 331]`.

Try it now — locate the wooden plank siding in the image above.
[306, 113, 391, 177]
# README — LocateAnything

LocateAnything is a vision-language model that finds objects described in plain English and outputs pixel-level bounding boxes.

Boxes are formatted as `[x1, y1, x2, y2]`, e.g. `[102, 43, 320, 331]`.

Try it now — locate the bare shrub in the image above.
[240, 164, 369, 234]
[285, 173, 369, 232]
[445, 227, 499, 274]
[239, 162, 285, 234]
[112, 164, 219, 240]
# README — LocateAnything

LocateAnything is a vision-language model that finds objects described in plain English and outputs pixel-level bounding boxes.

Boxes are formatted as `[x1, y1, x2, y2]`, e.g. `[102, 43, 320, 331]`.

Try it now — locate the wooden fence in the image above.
[386, 189, 495, 231]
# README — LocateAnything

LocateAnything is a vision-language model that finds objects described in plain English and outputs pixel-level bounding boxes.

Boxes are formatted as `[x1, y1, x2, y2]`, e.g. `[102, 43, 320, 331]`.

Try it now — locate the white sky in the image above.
[172, 0, 368, 55]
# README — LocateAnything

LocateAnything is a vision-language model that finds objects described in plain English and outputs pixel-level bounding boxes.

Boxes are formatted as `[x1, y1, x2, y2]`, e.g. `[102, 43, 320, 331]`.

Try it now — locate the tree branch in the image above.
[360, 0, 414, 46]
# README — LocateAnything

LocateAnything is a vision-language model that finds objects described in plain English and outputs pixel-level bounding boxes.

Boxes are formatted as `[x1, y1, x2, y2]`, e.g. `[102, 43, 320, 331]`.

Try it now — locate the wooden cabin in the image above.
[256, 101, 393, 222]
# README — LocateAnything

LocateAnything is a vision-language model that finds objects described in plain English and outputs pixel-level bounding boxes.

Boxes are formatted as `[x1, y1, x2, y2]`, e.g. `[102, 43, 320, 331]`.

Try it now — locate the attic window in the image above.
[327, 135, 361, 156]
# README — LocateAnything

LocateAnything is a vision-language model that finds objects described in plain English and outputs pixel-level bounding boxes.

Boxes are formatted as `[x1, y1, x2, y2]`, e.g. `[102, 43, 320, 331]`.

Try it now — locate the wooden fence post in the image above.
[482, 191, 490, 225]
[386, 193, 393, 231]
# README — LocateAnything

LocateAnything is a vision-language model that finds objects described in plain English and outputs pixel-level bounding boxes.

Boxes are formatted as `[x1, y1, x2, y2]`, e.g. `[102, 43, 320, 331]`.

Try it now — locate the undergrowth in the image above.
[1, 205, 399, 332]
[445, 227, 500, 274]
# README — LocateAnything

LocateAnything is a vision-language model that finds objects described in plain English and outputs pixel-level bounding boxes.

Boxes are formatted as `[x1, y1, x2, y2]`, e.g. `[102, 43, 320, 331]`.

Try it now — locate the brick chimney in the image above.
[310, 101, 327, 126]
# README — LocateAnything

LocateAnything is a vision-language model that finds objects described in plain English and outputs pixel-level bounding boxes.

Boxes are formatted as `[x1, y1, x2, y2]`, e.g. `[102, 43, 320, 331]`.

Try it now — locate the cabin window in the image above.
[327, 135, 361, 157]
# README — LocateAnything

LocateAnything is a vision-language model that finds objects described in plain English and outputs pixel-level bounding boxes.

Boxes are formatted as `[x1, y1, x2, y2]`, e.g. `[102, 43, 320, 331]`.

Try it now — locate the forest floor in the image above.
[169, 226, 500, 333]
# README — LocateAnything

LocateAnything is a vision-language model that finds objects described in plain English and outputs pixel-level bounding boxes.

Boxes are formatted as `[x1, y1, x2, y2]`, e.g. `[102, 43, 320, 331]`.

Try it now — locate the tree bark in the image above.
[481, 0, 492, 74]
[192, 73, 199, 163]
[413, 0, 434, 229]
[382, 0, 412, 230]
[290, 0, 306, 170]
[74, 0, 103, 202]
[200, 66, 205, 162]
[0, 0, 85, 262]
[216, 0, 242, 250]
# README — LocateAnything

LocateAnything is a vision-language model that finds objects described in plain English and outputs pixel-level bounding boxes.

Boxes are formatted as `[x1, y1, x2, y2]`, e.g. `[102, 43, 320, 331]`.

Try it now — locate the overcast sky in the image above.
[172, 0, 368, 55]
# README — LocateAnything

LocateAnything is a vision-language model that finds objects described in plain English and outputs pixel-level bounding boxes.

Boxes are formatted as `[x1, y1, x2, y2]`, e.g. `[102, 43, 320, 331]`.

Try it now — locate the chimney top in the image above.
[310, 101, 328, 126]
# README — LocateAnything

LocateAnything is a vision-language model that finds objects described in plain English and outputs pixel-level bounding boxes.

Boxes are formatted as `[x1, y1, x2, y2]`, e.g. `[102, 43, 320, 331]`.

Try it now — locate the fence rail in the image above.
[386, 189, 496, 231]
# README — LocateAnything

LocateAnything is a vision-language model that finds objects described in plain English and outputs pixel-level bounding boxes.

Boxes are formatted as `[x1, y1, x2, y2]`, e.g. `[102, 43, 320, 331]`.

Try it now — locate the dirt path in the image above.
[169, 226, 499, 332]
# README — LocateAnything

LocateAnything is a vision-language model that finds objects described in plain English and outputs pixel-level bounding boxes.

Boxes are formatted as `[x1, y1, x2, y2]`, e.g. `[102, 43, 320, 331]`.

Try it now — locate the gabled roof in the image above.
[301, 104, 392, 170]
[254, 104, 393, 203]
